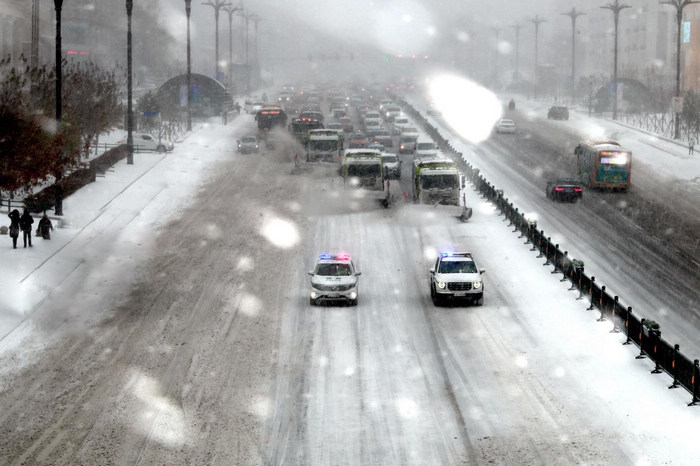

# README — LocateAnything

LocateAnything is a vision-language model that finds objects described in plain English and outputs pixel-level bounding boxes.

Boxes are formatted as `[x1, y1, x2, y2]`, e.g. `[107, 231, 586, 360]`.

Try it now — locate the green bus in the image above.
[575, 140, 631, 190]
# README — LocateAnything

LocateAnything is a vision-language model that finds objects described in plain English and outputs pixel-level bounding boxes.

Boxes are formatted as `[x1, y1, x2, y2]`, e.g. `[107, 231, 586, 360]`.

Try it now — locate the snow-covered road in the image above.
[0, 109, 698, 464]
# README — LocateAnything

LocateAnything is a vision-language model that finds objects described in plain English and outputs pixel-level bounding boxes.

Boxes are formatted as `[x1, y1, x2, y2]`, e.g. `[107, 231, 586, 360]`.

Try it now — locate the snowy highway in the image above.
[1, 107, 699, 464]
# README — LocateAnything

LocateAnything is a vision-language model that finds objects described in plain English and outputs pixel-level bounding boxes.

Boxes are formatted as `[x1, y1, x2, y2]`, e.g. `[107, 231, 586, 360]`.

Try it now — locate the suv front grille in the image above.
[447, 282, 472, 291]
[315, 283, 354, 292]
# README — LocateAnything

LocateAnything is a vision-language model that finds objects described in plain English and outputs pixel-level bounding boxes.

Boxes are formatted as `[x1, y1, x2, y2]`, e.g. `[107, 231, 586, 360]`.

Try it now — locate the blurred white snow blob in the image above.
[260, 216, 300, 249]
[428, 74, 502, 144]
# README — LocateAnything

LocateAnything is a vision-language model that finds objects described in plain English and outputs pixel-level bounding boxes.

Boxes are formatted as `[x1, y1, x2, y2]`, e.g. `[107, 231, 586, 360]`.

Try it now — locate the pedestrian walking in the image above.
[7, 209, 20, 249]
[689, 138, 695, 155]
[37, 212, 54, 239]
[19, 209, 34, 247]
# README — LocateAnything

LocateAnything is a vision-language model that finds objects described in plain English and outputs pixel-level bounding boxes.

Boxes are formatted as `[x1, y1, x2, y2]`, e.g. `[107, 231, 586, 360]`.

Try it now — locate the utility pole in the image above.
[530, 15, 547, 99]
[601, 0, 630, 120]
[562, 7, 586, 105]
[661, 0, 699, 139]
[511, 22, 523, 81]
[202, 0, 232, 81]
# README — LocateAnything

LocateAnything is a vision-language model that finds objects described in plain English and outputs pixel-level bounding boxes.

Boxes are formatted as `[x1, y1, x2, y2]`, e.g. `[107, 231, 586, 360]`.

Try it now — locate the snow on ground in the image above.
[0, 100, 698, 463]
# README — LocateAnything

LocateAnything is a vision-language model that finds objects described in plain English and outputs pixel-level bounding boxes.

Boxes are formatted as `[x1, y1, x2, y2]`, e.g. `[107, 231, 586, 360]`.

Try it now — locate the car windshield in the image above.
[422, 174, 459, 189]
[316, 263, 354, 276]
[310, 140, 338, 151]
[350, 133, 367, 140]
[382, 155, 398, 164]
[417, 142, 436, 150]
[347, 164, 381, 177]
[438, 260, 478, 274]
[241, 137, 256, 143]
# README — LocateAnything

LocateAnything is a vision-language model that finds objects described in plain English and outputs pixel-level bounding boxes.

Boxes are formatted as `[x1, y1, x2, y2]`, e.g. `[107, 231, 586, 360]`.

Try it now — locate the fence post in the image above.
[688, 360, 699, 406]
[610, 296, 621, 333]
[548, 244, 557, 270]
[650, 329, 662, 374]
[623, 307, 633, 345]
[536, 231, 545, 257]
[587, 276, 596, 310]
[636, 318, 647, 359]
[597, 286, 606, 321]
[668, 344, 680, 389]
[570, 260, 583, 291]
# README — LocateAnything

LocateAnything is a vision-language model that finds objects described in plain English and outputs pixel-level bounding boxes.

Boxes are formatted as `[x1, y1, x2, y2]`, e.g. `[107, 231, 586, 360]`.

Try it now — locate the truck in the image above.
[342, 149, 391, 206]
[306, 129, 344, 163]
[288, 117, 324, 144]
[412, 157, 472, 221]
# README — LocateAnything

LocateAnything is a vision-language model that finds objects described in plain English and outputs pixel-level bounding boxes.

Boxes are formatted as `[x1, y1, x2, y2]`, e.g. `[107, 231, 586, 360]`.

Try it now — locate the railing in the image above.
[396, 95, 700, 407]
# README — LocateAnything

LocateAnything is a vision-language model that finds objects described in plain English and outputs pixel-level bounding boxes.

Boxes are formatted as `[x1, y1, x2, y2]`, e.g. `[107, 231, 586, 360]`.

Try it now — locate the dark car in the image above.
[547, 106, 569, 120]
[546, 179, 582, 202]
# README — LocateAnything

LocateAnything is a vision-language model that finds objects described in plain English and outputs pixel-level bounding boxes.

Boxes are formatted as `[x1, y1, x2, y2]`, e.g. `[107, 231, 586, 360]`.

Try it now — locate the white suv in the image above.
[429, 252, 485, 306]
[309, 254, 361, 306]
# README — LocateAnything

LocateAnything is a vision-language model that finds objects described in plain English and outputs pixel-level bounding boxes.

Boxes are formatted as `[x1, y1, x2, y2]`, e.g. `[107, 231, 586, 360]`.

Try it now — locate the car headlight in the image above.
[473, 281, 482, 289]
[437, 281, 446, 289]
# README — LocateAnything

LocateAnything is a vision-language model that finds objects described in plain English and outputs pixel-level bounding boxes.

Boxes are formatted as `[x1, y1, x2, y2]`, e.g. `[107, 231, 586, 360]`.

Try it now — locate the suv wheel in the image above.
[474, 296, 484, 306]
[310, 297, 317, 306]
[157, 145, 166, 153]
[349, 298, 357, 306]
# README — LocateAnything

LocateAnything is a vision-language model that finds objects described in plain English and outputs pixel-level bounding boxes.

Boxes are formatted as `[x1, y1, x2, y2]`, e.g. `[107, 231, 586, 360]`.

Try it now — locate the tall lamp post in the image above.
[491, 26, 502, 88]
[126, 0, 134, 165]
[202, 0, 232, 82]
[185, 0, 193, 131]
[601, 0, 630, 121]
[223, 4, 243, 89]
[251, 14, 262, 89]
[31, 0, 40, 68]
[662, 0, 699, 139]
[53, 0, 64, 215]
[511, 22, 523, 81]
[562, 7, 585, 104]
[530, 15, 547, 99]
[237, 9, 253, 93]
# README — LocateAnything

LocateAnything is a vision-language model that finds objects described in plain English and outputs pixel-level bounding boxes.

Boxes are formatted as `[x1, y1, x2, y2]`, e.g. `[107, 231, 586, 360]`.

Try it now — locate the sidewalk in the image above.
[0, 115, 251, 350]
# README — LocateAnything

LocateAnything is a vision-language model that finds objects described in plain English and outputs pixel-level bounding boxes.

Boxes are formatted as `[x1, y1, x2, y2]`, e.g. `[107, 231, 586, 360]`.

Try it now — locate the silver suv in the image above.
[308, 254, 361, 306]
[237, 135, 259, 154]
[429, 252, 485, 306]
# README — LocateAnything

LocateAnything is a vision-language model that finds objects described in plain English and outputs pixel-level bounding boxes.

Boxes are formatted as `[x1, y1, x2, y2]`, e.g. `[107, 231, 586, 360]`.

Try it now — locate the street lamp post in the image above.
[31, 0, 40, 68]
[511, 23, 523, 81]
[202, 0, 232, 82]
[530, 15, 547, 99]
[491, 26, 502, 88]
[601, 0, 630, 121]
[185, 0, 193, 132]
[223, 4, 243, 89]
[251, 14, 262, 89]
[661, 0, 699, 139]
[562, 8, 585, 105]
[237, 9, 253, 93]
[126, 0, 134, 165]
[53, 0, 64, 216]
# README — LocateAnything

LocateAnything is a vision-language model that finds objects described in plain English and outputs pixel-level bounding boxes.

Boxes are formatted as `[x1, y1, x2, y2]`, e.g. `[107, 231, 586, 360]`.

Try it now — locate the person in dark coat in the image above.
[38, 212, 54, 239]
[8, 209, 20, 249]
[19, 209, 34, 248]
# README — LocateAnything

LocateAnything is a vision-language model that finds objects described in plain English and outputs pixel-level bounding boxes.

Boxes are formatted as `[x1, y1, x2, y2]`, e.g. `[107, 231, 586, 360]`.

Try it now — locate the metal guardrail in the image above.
[396, 95, 700, 407]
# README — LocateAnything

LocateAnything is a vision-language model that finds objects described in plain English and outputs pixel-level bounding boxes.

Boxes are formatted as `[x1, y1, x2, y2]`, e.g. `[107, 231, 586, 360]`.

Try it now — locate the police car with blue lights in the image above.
[308, 254, 361, 306]
[429, 252, 485, 306]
